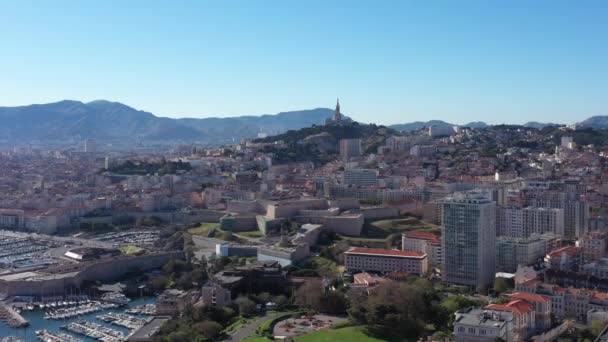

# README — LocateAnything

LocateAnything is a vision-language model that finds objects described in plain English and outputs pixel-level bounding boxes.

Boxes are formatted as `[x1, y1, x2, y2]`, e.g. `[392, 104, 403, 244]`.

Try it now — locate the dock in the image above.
[35, 330, 83, 342]
[97, 312, 150, 330]
[0, 302, 29, 328]
[63, 320, 126, 342]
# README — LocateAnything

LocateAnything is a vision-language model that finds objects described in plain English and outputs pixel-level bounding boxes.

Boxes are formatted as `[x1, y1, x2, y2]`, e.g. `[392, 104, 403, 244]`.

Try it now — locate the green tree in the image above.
[197, 320, 222, 339]
[235, 296, 257, 317]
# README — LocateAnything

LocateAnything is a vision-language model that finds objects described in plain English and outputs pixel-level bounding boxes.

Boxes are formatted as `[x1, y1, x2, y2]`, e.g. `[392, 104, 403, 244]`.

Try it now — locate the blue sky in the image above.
[0, 1, 606, 125]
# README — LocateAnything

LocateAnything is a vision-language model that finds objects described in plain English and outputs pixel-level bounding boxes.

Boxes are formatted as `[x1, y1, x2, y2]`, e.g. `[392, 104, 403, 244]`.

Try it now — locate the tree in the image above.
[494, 277, 512, 295]
[150, 275, 169, 291]
[294, 280, 323, 312]
[348, 280, 442, 338]
[235, 296, 257, 316]
[273, 294, 288, 308]
[257, 292, 271, 304]
[321, 291, 348, 314]
[198, 320, 222, 339]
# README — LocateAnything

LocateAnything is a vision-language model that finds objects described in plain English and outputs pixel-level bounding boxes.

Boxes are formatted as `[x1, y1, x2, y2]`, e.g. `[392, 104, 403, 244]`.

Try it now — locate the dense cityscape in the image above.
[2, 1, 608, 341]
[0, 99, 606, 342]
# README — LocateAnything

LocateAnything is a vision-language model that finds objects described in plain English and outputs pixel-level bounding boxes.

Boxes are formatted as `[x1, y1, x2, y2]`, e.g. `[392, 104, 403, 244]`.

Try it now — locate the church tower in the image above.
[332, 98, 342, 123]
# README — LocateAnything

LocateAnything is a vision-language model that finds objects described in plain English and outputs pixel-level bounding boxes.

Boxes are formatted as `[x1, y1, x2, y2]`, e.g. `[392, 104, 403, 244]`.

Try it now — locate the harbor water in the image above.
[0, 297, 155, 342]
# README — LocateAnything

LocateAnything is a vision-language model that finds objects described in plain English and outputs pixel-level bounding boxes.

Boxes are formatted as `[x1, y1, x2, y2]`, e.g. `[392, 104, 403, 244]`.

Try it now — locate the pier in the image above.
[63, 320, 126, 342]
[0, 303, 29, 328]
[35, 330, 83, 342]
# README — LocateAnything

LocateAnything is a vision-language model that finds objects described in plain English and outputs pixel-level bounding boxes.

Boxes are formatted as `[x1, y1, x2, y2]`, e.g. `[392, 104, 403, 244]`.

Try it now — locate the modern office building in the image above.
[441, 192, 496, 292]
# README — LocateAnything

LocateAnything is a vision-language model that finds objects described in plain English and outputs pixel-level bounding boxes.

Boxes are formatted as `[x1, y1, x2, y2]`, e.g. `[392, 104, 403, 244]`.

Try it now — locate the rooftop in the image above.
[346, 247, 426, 258]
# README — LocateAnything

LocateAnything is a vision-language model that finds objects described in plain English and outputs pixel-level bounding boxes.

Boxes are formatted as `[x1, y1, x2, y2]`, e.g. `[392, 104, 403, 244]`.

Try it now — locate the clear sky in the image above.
[0, 1, 606, 125]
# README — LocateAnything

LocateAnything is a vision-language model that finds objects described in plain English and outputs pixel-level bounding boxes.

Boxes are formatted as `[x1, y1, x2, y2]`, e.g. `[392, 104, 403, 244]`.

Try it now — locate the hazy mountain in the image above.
[389, 120, 491, 132]
[577, 116, 608, 129]
[0, 100, 337, 144]
[463, 121, 489, 129]
[523, 121, 560, 129]
[389, 120, 456, 132]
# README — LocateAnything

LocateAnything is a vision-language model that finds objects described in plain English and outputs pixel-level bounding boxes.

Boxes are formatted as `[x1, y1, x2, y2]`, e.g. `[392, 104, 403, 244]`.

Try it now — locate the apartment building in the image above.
[497, 207, 564, 238]
[342, 168, 378, 187]
[495, 233, 561, 273]
[344, 247, 428, 275]
[441, 192, 496, 292]
[402, 231, 442, 267]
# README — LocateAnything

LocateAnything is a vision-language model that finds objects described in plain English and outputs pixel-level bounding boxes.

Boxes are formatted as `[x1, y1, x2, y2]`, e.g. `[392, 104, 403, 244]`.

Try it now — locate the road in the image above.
[224, 312, 284, 341]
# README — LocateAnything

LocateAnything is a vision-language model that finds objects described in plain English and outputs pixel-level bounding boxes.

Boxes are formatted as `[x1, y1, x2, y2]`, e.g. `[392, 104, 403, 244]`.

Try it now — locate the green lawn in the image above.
[242, 327, 386, 342]
[187, 222, 218, 236]
[296, 327, 387, 342]
[365, 217, 439, 239]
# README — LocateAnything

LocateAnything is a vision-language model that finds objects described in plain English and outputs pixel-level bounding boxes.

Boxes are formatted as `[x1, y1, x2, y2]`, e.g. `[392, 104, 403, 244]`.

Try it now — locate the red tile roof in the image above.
[403, 231, 441, 244]
[547, 245, 582, 258]
[592, 292, 608, 301]
[509, 292, 550, 303]
[486, 300, 534, 315]
[346, 247, 425, 258]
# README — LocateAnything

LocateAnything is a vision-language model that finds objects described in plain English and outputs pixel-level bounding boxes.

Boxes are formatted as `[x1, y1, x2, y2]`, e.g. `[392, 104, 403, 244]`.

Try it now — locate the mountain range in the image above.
[0, 100, 605, 145]
[0, 100, 338, 145]
[387, 119, 561, 132]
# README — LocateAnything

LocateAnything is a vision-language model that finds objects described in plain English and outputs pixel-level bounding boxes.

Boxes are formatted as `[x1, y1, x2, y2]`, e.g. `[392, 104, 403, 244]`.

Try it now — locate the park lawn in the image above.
[187, 222, 218, 236]
[295, 327, 387, 342]
[365, 217, 439, 239]
[242, 327, 384, 342]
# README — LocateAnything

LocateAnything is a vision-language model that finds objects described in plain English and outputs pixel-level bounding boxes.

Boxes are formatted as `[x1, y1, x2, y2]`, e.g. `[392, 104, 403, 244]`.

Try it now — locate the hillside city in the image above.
[0, 99, 607, 342]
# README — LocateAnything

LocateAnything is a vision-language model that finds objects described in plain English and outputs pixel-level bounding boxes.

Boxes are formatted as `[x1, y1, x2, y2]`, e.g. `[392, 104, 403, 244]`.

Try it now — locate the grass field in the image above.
[187, 222, 218, 236]
[296, 327, 388, 342]
[364, 217, 439, 239]
[242, 327, 386, 342]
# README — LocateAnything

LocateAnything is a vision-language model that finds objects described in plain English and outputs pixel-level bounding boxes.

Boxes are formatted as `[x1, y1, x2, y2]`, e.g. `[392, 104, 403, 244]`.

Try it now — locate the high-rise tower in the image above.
[441, 191, 496, 292]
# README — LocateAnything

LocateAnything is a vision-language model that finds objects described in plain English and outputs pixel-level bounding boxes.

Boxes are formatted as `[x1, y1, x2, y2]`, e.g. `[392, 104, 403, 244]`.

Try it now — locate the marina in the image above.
[62, 321, 126, 342]
[35, 330, 83, 342]
[96, 313, 150, 330]
[44, 302, 119, 320]
[124, 304, 155, 316]
[0, 297, 155, 342]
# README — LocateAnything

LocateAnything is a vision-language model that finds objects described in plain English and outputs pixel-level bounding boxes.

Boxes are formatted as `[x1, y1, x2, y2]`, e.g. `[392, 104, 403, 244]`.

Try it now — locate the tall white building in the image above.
[497, 207, 564, 238]
[441, 192, 496, 292]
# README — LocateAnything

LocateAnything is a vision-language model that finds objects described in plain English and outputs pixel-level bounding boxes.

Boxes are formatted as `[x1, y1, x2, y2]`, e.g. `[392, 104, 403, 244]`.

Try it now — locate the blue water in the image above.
[0, 297, 155, 342]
